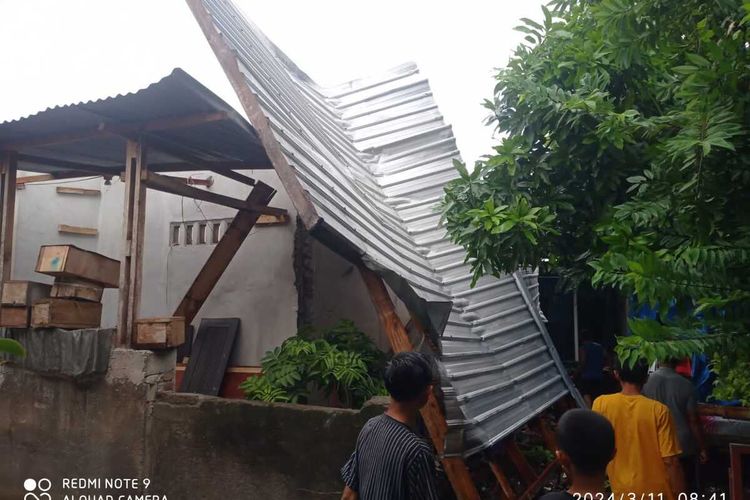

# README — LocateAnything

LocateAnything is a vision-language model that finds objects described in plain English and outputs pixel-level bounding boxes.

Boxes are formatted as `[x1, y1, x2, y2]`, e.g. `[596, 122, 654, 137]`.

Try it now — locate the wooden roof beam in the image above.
[141, 170, 285, 217]
[1, 111, 229, 150]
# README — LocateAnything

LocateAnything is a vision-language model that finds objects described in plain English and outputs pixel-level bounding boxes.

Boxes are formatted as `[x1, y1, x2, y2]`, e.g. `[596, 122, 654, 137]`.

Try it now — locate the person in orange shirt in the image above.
[593, 358, 685, 500]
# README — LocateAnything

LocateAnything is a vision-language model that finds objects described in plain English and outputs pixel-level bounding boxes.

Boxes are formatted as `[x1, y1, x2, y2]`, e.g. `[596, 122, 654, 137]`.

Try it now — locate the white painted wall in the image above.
[13, 169, 298, 365]
[13, 168, 408, 365]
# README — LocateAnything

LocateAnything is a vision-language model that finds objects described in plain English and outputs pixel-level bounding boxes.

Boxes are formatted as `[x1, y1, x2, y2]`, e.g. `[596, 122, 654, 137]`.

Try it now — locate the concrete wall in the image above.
[0, 352, 386, 500]
[13, 169, 298, 365]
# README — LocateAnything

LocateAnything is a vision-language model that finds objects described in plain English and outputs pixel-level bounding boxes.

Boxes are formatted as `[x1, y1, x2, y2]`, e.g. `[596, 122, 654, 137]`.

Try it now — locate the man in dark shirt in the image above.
[341, 351, 439, 500]
[643, 358, 707, 490]
[540, 409, 616, 500]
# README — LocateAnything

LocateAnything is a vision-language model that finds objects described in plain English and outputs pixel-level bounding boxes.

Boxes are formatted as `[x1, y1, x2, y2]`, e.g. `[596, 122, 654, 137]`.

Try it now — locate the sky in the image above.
[0, 0, 544, 163]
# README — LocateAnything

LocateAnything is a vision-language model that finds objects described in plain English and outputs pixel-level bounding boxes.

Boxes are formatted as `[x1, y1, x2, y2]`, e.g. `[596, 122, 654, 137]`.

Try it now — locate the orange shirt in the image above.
[593, 393, 681, 500]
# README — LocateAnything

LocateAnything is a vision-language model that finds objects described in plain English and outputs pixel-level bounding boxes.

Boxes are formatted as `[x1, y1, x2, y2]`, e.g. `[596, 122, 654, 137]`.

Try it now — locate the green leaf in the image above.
[0, 338, 25, 357]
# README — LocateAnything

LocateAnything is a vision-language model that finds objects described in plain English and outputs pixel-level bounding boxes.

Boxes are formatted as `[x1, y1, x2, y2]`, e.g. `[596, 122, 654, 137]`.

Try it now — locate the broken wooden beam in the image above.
[209, 168, 256, 186]
[505, 438, 538, 487]
[173, 181, 276, 326]
[489, 459, 517, 500]
[358, 264, 480, 500]
[142, 170, 285, 217]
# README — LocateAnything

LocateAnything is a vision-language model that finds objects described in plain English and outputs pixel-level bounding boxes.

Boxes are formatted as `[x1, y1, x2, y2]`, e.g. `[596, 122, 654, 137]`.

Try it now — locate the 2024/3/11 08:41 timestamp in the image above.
[572, 494, 726, 500]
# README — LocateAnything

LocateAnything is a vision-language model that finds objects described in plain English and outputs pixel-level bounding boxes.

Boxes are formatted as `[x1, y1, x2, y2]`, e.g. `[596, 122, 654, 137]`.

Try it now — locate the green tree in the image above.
[441, 0, 750, 403]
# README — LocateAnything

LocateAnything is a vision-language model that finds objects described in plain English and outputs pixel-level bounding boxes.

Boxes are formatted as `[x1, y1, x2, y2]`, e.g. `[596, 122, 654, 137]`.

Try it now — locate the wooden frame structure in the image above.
[0, 104, 286, 347]
[359, 264, 566, 500]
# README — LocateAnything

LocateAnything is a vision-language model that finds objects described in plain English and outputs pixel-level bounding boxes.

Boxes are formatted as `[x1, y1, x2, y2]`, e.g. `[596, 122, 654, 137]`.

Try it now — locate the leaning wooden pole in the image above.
[358, 265, 480, 500]
[173, 181, 275, 326]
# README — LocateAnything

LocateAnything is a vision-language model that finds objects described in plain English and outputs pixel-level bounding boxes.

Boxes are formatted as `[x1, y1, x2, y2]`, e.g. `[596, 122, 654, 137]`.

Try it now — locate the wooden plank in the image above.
[1, 111, 229, 150]
[1, 281, 51, 306]
[0, 152, 17, 284]
[506, 438, 538, 487]
[126, 140, 148, 347]
[210, 168, 256, 186]
[180, 318, 240, 396]
[518, 459, 559, 500]
[17, 174, 55, 185]
[56, 186, 100, 196]
[36, 245, 120, 287]
[729, 443, 750, 500]
[185, 0, 320, 230]
[31, 298, 102, 329]
[489, 460, 517, 500]
[117, 140, 146, 346]
[51, 280, 103, 302]
[173, 181, 276, 326]
[0, 306, 30, 328]
[256, 214, 289, 226]
[358, 264, 480, 500]
[142, 170, 285, 217]
[532, 417, 557, 452]
[58, 224, 98, 236]
[134, 316, 186, 349]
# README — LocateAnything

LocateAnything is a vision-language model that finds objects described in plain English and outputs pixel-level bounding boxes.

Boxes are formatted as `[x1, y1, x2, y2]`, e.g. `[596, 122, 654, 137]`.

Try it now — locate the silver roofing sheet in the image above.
[0, 68, 271, 173]
[193, 0, 583, 457]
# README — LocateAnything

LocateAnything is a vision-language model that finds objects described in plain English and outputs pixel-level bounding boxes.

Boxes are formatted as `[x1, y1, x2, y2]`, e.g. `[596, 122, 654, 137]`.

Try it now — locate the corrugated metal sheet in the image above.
[194, 0, 583, 457]
[0, 68, 271, 172]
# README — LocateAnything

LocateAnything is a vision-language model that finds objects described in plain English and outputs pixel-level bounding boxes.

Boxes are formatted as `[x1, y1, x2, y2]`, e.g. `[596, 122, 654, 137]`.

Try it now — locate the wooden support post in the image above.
[505, 438, 538, 487]
[0, 152, 18, 284]
[117, 140, 147, 347]
[489, 460, 517, 500]
[518, 460, 559, 500]
[173, 181, 275, 326]
[532, 417, 557, 452]
[358, 264, 480, 500]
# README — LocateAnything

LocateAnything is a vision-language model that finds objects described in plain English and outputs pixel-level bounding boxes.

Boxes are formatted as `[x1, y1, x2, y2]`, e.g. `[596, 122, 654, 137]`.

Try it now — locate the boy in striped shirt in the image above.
[341, 352, 440, 500]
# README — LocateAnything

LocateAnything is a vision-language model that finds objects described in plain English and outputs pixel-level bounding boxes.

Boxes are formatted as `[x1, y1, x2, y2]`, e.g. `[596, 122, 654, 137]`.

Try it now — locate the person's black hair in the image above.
[556, 409, 615, 476]
[384, 352, 434, 402]
[615, 357, 649, 386]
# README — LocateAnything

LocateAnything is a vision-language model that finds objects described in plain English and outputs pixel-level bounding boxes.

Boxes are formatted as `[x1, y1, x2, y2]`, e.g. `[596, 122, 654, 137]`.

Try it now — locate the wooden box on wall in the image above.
[35, 245, 120, 288]
[1, 281, 51, 306]
[51, 280, 104, 302]
[0, 306, 31, 328]
[31, 299, 102, 329]
[134, 317, 186, 349]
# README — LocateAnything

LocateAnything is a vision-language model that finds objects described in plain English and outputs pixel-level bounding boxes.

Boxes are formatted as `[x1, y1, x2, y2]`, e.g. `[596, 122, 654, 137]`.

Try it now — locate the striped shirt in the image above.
[341, 414, 439, 500]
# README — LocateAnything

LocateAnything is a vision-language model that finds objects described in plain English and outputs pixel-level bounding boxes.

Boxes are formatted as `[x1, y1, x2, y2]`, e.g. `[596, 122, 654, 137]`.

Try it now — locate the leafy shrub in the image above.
[240, 321, 387, 408]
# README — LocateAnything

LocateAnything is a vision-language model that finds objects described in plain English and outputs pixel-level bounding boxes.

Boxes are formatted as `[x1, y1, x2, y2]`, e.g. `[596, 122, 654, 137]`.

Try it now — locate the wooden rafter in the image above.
[141, 170, 285, 217]
[1, 111, 229, 150]
[358, 264, 480, 500]
[174, 181, 275, 325]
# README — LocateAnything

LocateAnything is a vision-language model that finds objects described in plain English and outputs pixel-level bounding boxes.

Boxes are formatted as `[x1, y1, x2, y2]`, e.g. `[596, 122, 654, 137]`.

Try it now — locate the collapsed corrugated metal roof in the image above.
[0, 68, 272, 173]
[187, 0, 583, 456]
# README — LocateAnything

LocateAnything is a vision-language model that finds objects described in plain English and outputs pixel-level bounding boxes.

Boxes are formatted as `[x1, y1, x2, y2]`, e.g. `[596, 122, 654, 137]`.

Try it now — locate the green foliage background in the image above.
[441, 0, 750, 403]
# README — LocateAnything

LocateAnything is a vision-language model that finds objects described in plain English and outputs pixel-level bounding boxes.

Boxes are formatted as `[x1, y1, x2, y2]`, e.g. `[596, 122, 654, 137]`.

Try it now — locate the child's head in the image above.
[555, 409, 615, 478]
[384, 352, 435, 408]
[615, 357, 650, 387]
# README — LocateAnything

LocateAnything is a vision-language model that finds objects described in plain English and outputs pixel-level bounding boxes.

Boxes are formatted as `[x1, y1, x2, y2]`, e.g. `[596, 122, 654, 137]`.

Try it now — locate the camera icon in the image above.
[23, 478, 52, 499]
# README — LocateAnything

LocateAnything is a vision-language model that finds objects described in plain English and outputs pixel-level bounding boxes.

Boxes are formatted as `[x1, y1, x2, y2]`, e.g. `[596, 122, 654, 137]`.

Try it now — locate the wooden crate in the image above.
[134, 317, 186, 349]
[51, 280, 103, 303]
[31, 299, 102, 329]
[35, 245, 120, 288]
[0, 306, 30, 328]
[1, 280, 51, 306]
